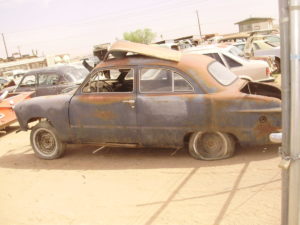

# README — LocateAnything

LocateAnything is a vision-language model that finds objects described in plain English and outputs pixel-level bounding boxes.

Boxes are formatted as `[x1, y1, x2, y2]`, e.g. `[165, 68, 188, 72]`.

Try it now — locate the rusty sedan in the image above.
[14, 41, 281, 160]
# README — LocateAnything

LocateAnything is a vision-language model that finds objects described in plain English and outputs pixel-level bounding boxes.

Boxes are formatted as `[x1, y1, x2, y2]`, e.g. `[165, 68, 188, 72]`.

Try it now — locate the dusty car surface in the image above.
[184, 45, 274, 82]
[1, 65, 89, 97]
[14, 41, 281, 160]
[0, 91, 32, 130]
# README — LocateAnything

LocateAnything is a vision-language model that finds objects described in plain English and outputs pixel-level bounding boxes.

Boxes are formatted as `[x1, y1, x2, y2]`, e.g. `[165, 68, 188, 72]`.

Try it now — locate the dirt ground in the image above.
[0, 124, 281, 225]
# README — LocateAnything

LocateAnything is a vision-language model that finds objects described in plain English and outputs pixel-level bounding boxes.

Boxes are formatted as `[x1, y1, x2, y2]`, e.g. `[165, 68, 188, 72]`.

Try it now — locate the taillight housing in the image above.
[266, 67, 271, 76]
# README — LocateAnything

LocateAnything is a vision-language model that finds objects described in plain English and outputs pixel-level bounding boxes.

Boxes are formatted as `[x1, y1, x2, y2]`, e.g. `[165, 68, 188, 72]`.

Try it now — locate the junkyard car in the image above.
[14, 41, 281, 160]
[184, 45, 274, 82]
[2, 65, 88, 97]
[0, 91, 32, 130]
[0, 77, 9, 90]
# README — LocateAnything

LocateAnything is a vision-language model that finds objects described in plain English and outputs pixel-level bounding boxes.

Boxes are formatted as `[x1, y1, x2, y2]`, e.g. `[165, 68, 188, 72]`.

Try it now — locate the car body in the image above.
[184, 45, 274, 82]
[235, 35, 281, 73]
[14, 41, 281, 160]
[1, 65, 89, 97]
[234, 40, 277, 52]
[0, 91, 33, 130]
[0, 77, 9, 90]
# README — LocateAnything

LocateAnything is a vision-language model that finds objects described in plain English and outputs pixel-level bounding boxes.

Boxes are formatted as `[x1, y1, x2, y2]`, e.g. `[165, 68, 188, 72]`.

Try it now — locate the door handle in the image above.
[122, 99, 135, 104]
[122, 99, 135, 109]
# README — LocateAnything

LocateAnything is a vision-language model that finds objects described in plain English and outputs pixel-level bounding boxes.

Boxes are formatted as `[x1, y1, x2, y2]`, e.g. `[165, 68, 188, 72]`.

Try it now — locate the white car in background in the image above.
[184, 45, 274, 82]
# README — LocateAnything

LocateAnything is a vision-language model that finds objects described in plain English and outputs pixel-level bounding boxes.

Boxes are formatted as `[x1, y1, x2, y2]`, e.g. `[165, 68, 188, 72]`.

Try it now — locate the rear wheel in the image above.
[188, 132, 235, 160]
[30, 121, 66, 159]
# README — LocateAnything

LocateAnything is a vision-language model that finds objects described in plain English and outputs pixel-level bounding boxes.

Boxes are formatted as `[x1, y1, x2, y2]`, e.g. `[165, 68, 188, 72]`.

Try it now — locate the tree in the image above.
[123, 28, 156, 44]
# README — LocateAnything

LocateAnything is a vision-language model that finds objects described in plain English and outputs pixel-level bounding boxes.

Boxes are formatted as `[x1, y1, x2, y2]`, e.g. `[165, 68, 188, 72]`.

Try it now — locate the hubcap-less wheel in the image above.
[198, 132, 227, 159]
[189, 132, 235, 160]
[30, 121, 66, 159]
[33, 128, 58, 157]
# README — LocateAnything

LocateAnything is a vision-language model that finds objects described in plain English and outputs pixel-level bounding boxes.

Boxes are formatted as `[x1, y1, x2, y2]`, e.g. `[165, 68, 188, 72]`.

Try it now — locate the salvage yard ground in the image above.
[0, 124, 281, 225]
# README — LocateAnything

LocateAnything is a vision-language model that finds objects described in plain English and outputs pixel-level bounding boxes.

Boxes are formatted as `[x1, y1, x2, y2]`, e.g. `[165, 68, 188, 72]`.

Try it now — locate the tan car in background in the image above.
[184, 45, 274, 82]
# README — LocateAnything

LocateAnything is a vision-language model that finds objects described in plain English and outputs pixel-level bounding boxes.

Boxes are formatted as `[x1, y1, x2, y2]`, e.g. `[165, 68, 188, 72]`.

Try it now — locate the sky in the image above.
[0, 0, 279, 58]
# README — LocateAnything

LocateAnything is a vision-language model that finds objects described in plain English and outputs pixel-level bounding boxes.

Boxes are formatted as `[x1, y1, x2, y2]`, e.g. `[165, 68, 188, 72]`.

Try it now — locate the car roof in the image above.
[95, 41, 244, 93]
[25, 65, 79, 74]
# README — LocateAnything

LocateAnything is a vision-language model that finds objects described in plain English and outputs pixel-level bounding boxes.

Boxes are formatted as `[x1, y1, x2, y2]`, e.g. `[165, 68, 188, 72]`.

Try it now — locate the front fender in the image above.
[14, 94, 72, 141]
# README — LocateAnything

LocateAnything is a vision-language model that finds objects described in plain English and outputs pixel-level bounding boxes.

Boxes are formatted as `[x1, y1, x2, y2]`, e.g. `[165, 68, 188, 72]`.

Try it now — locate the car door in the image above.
[137, 67, 206, 147]
[68, 67, 139, 144]
[36, 72, 60, 96]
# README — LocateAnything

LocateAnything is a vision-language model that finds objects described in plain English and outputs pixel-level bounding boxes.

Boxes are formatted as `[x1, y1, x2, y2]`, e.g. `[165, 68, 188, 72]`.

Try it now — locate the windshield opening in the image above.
[63, 67, 89, 81]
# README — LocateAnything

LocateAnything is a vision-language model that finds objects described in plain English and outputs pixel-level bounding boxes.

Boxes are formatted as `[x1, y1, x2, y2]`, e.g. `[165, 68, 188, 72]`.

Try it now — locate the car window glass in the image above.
[208, 61, 237, 86]
[174, 73, 193, 92]
[235, 44, 245, 51]
[140, 68, 193, 93]
[20, 75, 36, 87]
[228, 46, 244, 58]
[38, 74, 47, 85]
[38, 74, 60, 86]
[204, 53, 225, 66]
[222, 54, 242, 68]
[140, 68, 172, 92]
[82, 68, 133, 93]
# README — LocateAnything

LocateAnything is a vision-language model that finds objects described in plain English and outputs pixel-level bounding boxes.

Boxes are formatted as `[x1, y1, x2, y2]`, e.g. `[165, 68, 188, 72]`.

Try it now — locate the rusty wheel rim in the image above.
[196, 132, 226, 159]
[33, 128, 57, 156]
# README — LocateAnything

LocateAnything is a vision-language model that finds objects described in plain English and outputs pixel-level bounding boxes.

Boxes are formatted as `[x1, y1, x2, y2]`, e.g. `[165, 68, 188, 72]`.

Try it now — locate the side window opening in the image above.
[204, 53, 225, 66]
[140, 68, 193, 93]
[174, 72, 193, 92]
[82, 68, 134, 93]
[20, 75, 36, 87]
[222, 54, 242, 68]
[38, 74, 60, 86]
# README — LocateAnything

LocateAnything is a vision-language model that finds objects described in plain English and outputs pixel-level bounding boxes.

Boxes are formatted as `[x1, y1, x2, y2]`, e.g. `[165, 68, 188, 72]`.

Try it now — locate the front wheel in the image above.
[30, 121, 66, 159]
[188, 132, 235, 160]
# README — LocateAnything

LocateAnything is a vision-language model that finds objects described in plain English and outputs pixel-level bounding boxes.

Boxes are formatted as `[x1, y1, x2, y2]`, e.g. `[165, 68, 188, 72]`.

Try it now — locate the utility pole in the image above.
[196, 10, 202, 39]
[277, 0, 291, 224]
[276, 0, 300, 224]
[1, 33, 9, 58]
[287, 0, 300, 223]
[17, 46, 21, 57]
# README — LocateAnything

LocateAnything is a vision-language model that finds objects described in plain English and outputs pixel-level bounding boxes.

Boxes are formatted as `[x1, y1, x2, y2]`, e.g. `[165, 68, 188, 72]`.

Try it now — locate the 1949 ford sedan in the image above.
[14, 41, 281, 160]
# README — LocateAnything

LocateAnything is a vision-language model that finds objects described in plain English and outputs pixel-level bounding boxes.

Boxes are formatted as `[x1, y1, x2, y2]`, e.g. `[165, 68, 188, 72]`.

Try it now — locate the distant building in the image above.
[0, 57, 47, 76]
[235, 17, 274, 32]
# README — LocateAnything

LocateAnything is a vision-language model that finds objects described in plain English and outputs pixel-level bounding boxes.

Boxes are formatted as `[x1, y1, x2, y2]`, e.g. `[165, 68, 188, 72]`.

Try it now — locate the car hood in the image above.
[15, 93, 72, 111]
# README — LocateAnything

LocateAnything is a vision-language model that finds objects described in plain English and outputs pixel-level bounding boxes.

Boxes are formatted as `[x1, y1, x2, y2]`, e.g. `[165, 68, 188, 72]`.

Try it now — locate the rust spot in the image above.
[77, 94, 132, 105]
[254, 118, 279, 137]
[94, 110, 116, 120]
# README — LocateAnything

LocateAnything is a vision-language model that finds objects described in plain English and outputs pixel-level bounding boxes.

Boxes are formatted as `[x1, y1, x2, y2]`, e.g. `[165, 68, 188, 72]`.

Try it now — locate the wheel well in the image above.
[27, 117, 50, 128]
[183, 132, 193, 145]
[184, 131, 239, 146]
[227, 133, 239, 146]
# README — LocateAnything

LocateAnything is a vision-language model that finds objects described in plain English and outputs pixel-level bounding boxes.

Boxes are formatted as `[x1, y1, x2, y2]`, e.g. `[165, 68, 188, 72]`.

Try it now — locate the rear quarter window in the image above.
[208, 61, 237, 86]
